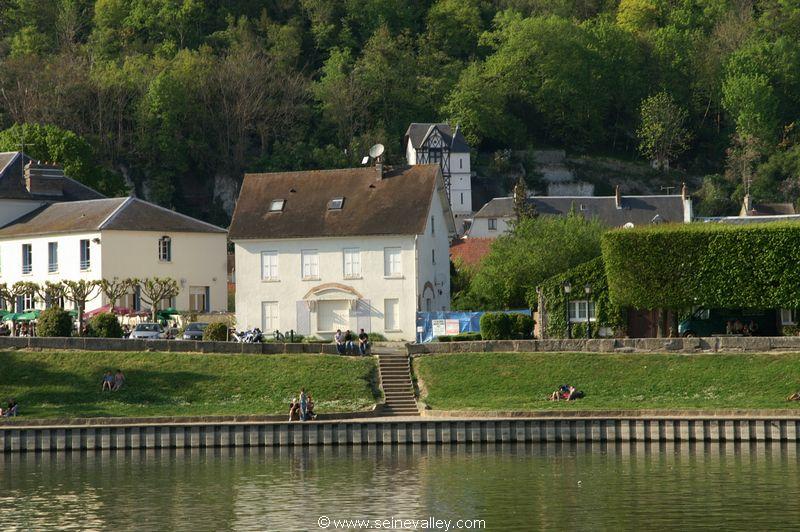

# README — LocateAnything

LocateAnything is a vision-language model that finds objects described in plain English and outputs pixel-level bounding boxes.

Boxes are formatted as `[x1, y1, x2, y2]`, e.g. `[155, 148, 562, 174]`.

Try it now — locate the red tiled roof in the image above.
[450, 238, 493, 268]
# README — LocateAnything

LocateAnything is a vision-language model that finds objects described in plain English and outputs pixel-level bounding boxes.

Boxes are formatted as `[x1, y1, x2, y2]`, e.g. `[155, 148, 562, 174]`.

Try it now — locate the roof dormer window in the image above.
[269, 199, 285, 212]
[328, 197, 344, 210]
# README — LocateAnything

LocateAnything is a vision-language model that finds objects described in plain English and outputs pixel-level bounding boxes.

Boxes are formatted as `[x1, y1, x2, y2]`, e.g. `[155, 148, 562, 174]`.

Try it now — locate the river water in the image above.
[0, 442, 798, 531]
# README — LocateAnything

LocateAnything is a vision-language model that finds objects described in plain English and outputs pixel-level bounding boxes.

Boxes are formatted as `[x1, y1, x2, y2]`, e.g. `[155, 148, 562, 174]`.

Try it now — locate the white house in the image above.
[468, 186, 694, 239]
[0, 197, 228, 313]
[405, 123, 472, 234]
[0, 152, 105, 226]
[229, 164, 455, 341]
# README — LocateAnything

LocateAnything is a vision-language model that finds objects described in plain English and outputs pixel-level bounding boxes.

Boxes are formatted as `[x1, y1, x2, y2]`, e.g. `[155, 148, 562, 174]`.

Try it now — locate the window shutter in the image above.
[356, 299, 371, 333]
[296, 301, 310, 335]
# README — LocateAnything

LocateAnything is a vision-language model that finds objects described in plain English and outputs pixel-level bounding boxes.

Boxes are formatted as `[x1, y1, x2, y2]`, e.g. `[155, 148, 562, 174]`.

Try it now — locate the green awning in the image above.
[17, 310, 41, 321]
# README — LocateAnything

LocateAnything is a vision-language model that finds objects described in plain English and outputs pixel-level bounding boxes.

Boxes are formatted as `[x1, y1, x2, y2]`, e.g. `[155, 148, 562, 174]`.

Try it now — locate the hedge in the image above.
[601, 223, 800, 310]
[437, 332, 482, 342]
[203, 322, 229, 341]
[86, 312, 123, 338]
[479, 312, 534, 340]
[532, 256, 625, 338]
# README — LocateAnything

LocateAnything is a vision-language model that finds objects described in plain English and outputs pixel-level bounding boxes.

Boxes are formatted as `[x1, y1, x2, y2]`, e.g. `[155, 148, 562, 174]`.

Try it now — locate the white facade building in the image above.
[405, 123, 472, 234]
[230, 165, 455, 341]
[0, 197, 228, 313]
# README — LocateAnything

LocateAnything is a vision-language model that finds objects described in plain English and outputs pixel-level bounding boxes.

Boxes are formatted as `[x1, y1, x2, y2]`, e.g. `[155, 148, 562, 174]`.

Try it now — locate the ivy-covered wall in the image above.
[531, 257, 626, 338]
[601, 223, 800, 310]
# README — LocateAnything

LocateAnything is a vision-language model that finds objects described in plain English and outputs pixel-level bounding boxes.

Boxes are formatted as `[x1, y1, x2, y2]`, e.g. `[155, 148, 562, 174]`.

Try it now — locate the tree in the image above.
[0, 282, 34, 311]
[12, 281, 38, 310]
[464, 215, 604, 309]
[63, 280, 100, 335]
[37, 308, 73, 337]
[425, 0, 483, 59]
[35, 281, 67, 308]
[138, 277, 180, 321]
[99, 277, 136, 308]
[636, 92, 691, 171]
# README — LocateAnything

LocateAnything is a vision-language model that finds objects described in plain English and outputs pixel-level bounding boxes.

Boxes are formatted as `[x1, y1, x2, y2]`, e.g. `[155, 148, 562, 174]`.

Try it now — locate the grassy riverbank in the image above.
[413, 352, 800, 411]
[0, 351, 380, 418]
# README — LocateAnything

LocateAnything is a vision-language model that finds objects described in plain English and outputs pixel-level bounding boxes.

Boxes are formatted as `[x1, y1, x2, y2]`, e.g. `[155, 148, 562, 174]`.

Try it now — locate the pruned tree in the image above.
[99, 277, 136, 308]
[12, 281, 39, 310]
[637, 92, 691, 171]
[35, 281, 67, 308]
[0, 282, 30, 311]
[137, 277, 180, 322]
[63, 280, 100, 335]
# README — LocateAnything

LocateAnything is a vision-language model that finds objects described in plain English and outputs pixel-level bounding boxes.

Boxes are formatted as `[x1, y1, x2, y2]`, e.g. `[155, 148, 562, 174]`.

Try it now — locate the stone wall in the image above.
[0, 336, 337, 355]
[407, 336, 800, 355]
[1, 417, 798, 452]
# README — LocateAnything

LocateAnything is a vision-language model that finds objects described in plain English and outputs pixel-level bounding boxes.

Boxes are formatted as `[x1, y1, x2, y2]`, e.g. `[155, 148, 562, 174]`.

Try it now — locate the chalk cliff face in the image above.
[213, 174, 240, 216]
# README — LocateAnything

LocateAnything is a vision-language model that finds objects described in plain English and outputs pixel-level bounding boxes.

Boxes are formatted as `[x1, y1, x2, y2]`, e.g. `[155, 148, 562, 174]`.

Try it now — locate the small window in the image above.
[432, 249, 436, 265]
[80, 239, 91, 270]
[568, 301, 596, 323]
[158, 236, 172, 262]
[488, 218, 497, 231]
[328, 197, 344, 210]
[384, 247, 402, 277]
[460, 192, 464, 205]
[21, 243, 32, 275]
[270, 199, 285, 212]
[343, 248, 361, 279]
[261, 251, 279, 280]
[301, 249, 320, 280]
[48, 242, 58, 273]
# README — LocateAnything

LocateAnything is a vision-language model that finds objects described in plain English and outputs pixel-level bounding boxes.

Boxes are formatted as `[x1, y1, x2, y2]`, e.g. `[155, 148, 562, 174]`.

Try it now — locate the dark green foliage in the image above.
[479, 312, 513, 340]
[436, 332, 482, 343]
[37, 308, 72, 337]
[510, 313, 535, 339]
[86, 313, 123, 338]
[534, 257, 625, 339]
[602, 223, 800, 310]
[203, 322, 228, 341]
[367, 332, 387, 342]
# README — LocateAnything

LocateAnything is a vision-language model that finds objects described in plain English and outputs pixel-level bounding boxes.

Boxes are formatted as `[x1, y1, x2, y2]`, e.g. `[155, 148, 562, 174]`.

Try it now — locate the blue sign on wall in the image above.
[415, 309, 531, 343]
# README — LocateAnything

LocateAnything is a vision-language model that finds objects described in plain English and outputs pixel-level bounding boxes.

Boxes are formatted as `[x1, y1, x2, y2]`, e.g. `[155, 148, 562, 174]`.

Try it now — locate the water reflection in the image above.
[0, 442, 798, 531]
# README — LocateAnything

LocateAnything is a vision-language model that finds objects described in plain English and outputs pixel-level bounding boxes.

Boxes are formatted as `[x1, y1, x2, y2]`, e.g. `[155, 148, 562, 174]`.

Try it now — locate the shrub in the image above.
[437, 335, 452, 342]
[510, 313, 535, 339]
[203, 322, 229, 341]
[480, 312, 513, 340]
[368, 332, 387, 342]
[86, 312, 123, 338]
[783, 325, 800, 337]
[437, 332, 482, 342]
[37, 307, 73, 337]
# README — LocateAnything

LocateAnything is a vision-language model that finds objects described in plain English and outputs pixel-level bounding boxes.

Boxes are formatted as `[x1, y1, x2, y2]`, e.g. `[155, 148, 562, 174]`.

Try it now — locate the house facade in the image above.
[0, 197, 228, 313]
[469, 186, 694, 239]
[405, 123, 472, 234]
[229, 165, 455, 340]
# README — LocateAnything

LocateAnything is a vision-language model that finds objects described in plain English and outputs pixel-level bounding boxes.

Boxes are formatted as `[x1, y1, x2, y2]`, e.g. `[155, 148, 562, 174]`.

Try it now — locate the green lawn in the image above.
[0, 351, 380, 419]
[414, 352, 800, 411]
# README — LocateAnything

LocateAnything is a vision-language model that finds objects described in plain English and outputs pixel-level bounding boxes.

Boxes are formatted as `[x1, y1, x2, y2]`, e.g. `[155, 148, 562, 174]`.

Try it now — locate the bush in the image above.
[86, 312, 123, 338]
[368, 332, 387, 342]
[37, 307, 72, 337]
[437, 332, 482, 342]
[203, 322, 229, 341]
[480, 312, 513, 340]
[510, 313, 535, 339]
[783, 325, 800, 337]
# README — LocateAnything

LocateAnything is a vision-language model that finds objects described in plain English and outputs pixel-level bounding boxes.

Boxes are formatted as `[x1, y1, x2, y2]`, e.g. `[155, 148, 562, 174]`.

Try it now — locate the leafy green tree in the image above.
[37, 307, 73, 337]
[465, 215, 604, 309]
[63, 280, 100, 335]
[636, 91, 691, 170]
[425, 0, 484, 59]
[722, 73, 780, 143]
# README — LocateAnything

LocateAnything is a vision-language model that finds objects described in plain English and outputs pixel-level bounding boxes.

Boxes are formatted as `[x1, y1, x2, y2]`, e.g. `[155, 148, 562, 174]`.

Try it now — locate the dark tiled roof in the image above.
[0, 152, 105, 201]
[752, 203, 796, 216]
[473, 195, 687, 227]
[404, 123, 470, 153]
[229, 165, 448, 240]
[450, 238, 494, 268]
[0, 197, 226, 238]
[700, 215, 800, 225]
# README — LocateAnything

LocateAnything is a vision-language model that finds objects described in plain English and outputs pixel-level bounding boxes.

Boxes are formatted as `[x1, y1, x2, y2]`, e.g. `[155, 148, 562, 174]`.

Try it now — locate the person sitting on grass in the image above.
[288, 397, 300, 421]
[549, 384, 584, 401]
[102, 371, 114, 391]
[112, 369, 125, 391]
[2, 398, 18, 417]
[306, 394, 317, 420]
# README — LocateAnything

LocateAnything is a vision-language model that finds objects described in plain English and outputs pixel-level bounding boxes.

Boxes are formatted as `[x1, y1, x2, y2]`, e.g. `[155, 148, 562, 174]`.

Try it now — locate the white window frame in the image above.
[189, 286, 208, 312]
[301, 249, 320, 280]
[488, 218, 497, 231]
[21, 243, 32, 275]
[384, 298, 400, 332]
[269, 199, 285, 212]
[23, 293, 34, 310]
[261, 251, 279, 281]
[568, 300, 597, 323]
[384, 247, 402, 278]
[343, 248, 361, 279]
[48, 242, 58, 273]
[781, 309, 797, 325]
[79, 239, 91, 271]
[262, 301, 279, 332]
[158, 236, 172, 262]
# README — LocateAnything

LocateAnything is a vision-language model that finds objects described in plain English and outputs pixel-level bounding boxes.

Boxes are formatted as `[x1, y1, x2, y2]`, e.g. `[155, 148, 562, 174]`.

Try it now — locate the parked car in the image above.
[182, 322, 208, 340]
[129, 323, 165, 339]
[679, 309, 779, 337]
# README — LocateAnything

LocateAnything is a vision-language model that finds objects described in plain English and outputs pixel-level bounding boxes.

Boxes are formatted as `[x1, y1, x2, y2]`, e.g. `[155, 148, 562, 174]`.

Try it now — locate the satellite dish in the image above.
[369, 143, 385, 159]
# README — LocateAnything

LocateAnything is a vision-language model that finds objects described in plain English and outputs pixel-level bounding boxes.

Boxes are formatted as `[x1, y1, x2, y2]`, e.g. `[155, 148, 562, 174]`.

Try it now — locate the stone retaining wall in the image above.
[408, 336, 800, 355]
[0, 336, 337, 354]
[1, 417, 798, 452]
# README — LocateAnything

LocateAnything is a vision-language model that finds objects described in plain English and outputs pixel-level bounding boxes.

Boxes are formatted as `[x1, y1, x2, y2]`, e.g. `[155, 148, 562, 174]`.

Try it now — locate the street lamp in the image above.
[562, 280, 572, 339]
[584, 284, 593, 339]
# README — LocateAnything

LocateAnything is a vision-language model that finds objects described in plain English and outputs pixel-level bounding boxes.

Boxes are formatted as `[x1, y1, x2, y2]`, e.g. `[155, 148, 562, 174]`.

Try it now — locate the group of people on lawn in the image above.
[101, 369, 126, 391]
[288, 388, 316, 421]
[335, 328, 370, 355]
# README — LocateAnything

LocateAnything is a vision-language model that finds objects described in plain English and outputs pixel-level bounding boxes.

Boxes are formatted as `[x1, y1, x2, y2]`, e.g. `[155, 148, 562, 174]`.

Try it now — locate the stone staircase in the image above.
[376, 352, 419, 416]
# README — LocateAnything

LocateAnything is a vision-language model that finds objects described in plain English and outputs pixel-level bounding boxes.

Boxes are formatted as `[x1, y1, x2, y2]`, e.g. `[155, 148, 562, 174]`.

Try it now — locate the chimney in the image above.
[742, 193, 753, 216]
[24, 161, 64, 197]
[615, 185, 622, 209]
[681, 182, 687, 201]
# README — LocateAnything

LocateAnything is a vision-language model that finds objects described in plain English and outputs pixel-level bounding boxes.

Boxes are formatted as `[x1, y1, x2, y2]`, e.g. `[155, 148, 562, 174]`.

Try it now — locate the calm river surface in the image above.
[1, 442, 798, 531]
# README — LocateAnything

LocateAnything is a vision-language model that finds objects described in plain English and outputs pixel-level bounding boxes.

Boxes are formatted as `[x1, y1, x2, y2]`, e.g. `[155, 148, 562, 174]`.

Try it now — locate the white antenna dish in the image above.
[369, 143, 385, 159]
[361, 156, 370, 165]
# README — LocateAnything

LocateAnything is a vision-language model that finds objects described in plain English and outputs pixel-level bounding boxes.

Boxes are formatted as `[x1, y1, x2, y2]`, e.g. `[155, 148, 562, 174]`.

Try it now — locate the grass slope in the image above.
[0, 351, 380, 418]
[414, 352, 800, 411]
